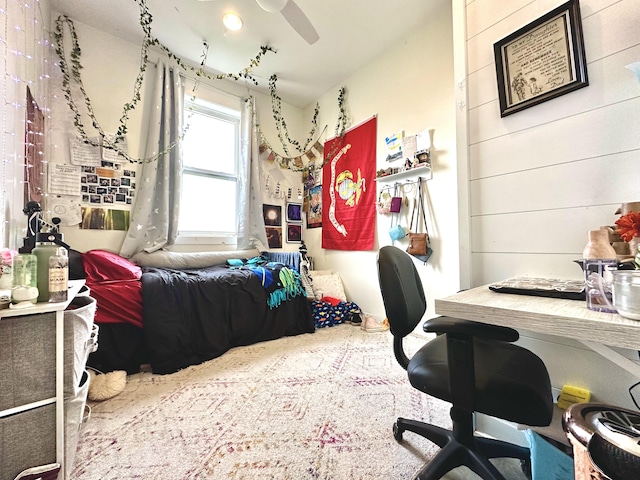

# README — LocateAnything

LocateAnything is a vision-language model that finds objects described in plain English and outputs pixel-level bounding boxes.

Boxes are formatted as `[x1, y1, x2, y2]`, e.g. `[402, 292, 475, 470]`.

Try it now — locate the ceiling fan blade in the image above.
[280, 0, 319, 45]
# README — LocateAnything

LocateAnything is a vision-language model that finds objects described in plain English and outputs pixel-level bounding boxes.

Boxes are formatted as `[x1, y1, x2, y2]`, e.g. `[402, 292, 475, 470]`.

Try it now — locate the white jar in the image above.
[612, 271, 640, 320]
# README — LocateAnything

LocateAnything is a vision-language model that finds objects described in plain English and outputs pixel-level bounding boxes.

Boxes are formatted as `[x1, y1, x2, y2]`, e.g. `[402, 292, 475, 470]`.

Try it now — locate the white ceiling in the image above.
[49, 0, 446, 108]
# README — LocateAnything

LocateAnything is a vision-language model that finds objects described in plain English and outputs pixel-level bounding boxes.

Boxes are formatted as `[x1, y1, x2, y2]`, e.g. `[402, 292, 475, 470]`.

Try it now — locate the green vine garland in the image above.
[54, 0, 349, 168]
[53, 0, 275, 164]
[251, 85, 348, 173]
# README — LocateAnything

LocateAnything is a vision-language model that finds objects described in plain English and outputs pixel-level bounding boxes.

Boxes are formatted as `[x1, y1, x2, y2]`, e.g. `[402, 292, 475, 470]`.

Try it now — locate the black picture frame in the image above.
[286, 224, 302, 244]
[493, 0, 588, 117]
[286, 202, 302, 223]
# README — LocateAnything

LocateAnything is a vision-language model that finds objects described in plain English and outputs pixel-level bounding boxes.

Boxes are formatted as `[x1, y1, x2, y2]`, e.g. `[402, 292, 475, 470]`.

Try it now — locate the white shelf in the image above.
[375, 164, 432, 183]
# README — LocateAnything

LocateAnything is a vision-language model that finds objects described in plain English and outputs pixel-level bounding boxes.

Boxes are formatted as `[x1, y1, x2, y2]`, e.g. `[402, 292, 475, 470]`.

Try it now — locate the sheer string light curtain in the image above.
[237, 98, 268, 250]
[120, 61, 183, 258]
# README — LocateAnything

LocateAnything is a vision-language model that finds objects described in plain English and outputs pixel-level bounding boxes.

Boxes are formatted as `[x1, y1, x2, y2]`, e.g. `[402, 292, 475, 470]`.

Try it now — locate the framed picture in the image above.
[265, 227, 282, 249]
[306, 185, 322, 229]
[493, 0, 588, 117]
[286, 202, 302, 223]
[286, 224, 302, 244]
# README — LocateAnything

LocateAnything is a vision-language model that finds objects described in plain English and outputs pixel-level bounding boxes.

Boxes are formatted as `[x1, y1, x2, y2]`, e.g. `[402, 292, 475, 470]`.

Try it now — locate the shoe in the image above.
[361, 315, 389, 332]
[347, 312, 362, 326]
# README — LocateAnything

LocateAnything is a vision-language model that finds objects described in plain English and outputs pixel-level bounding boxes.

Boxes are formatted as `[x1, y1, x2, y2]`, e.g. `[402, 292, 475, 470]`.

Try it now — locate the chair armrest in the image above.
[423, 316, 519, 342]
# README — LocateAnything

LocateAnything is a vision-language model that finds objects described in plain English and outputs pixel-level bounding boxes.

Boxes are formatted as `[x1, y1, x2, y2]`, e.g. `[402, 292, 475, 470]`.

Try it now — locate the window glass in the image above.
[178, 97, 240, 239]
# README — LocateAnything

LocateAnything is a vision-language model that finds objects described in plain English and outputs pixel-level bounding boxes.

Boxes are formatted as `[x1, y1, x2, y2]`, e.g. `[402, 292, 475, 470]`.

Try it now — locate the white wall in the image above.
[304, 1, 457, 320]
[462, 0, 640, 409]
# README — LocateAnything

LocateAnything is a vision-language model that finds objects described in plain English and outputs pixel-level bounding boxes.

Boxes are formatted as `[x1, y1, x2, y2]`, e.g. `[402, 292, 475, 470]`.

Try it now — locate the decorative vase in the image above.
[635, 243, 640, 270]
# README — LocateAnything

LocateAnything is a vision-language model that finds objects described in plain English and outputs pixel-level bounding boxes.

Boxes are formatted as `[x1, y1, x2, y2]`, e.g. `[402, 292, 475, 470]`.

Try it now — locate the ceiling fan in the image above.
[199, 0, 319, 45]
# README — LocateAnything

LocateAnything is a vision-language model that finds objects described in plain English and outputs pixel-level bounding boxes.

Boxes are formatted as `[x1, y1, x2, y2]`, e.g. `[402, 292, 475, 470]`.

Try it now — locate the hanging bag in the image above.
[406, 179, 432, 263]
[389, 183, 403, 213]
[388, 184, 407, 241]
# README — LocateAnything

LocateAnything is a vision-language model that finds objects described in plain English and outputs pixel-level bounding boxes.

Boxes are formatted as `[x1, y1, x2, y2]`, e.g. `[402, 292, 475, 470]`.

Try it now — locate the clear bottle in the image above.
[583, 228, 618, 313]
[11, 253, 39, 304]
[48, 247, 68, 303]
[32, 232, 63, 302]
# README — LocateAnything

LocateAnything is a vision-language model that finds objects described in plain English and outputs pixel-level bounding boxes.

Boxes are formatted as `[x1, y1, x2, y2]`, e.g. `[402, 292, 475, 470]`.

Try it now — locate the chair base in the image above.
[395, 417, 531, 480]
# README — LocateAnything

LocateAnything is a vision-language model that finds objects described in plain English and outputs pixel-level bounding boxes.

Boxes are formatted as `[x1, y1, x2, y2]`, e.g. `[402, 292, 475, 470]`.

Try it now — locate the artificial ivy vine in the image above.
[53, 0, 275, 164]
[54, 0, 349, 168]
[268, 74, 319, 156]
[253, 85, 348, 173]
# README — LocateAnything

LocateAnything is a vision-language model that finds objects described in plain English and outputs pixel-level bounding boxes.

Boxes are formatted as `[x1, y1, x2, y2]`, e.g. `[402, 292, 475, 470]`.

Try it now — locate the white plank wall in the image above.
[462, 0, 640, 409]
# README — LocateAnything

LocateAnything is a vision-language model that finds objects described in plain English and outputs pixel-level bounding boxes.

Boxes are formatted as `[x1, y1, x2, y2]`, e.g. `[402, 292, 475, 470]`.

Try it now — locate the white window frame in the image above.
[176, 96, 241, 245]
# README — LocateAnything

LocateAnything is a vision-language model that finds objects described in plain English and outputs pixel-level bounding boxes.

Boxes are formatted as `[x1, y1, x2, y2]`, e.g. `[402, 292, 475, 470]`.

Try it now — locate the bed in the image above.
[79, 249, 314, 375]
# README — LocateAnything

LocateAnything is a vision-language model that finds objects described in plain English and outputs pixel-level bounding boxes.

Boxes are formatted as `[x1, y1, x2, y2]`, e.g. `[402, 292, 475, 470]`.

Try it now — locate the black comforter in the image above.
[141, 264, 314, 374]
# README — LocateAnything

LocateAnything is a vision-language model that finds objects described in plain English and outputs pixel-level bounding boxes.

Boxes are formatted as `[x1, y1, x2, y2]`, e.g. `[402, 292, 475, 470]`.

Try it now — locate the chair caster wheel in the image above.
[393, 422, 404, 442]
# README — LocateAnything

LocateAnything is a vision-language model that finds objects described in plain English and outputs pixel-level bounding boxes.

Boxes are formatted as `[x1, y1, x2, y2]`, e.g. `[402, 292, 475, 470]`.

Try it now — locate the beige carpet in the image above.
[69, 324, 526, 479]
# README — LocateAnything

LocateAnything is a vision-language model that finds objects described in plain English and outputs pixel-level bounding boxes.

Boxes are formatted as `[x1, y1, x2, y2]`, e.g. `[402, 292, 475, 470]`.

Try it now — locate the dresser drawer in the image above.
[0, 313, 56, 411]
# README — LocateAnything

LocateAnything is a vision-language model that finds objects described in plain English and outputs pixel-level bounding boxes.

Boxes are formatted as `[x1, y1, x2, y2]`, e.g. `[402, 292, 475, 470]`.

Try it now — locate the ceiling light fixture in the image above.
[222, 13, 243, 32]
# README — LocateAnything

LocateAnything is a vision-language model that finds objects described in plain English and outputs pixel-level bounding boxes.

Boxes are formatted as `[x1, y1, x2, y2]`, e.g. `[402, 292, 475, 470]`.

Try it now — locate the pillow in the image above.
[310, 271, 347, 302]
[131, 249, 260, 269]
[81, 250, 141, 283]
[309, 270, 334, 277]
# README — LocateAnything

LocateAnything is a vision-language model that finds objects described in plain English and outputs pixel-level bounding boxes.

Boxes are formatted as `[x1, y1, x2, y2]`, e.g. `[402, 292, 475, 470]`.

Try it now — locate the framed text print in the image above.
[493, 0, 588, 117]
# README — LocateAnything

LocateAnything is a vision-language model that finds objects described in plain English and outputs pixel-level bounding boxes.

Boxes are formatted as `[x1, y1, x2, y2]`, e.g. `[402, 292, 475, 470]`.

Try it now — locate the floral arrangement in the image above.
[615, 212, 640, 242]
[615, 212, 640, 268]
[0, 248, 16, 289]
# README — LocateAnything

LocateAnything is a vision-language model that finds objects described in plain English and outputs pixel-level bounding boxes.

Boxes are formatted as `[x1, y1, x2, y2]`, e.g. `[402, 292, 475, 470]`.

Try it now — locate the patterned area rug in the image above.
[70, 324, 450, 479]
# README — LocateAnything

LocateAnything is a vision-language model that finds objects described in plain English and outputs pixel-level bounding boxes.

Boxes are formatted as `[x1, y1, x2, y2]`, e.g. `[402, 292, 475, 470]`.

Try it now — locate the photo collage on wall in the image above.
[80, 161, 136, 206]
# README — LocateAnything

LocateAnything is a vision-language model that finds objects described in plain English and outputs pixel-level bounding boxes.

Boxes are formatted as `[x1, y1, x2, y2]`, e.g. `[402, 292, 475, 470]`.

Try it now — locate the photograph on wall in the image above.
[287, 224, 302, 244]
[80, 207, 130, 230]
[265, 227, 283, 249]
[307, 185, 322, 228]
[263, 204, 282, 226]
[286, 202, 302, 223]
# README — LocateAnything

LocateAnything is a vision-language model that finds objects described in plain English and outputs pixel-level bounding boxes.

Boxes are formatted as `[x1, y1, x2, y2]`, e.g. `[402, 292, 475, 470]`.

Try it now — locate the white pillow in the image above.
[131, 249, 260, 269]
[310, 272, 347, 302]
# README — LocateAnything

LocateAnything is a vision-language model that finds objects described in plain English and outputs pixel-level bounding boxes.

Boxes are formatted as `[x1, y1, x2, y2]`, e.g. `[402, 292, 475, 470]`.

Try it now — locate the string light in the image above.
[1, 0, 52, 248]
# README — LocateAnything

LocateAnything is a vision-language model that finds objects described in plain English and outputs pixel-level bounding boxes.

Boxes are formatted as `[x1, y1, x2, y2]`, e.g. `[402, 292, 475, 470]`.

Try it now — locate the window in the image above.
[178, 97, 241, 242]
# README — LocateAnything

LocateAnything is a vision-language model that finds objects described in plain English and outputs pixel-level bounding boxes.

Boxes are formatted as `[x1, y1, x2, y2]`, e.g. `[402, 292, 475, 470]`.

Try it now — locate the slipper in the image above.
[361, 315, 389, 332]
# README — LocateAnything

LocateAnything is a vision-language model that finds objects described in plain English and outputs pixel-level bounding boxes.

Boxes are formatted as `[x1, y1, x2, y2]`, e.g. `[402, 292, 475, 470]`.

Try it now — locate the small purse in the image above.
[389, 224, 406, 241]
[406, 179, 432, 263]
[389, 196, 402, 213]
[406, 232, 427, 255]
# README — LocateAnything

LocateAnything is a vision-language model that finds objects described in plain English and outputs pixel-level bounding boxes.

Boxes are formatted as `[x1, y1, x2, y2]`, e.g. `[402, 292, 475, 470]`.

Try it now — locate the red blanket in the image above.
[81, 250, 143, 328]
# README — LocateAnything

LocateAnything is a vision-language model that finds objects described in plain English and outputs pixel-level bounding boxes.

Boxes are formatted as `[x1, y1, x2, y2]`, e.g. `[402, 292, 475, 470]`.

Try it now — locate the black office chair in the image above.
[377, 246, 554, 480]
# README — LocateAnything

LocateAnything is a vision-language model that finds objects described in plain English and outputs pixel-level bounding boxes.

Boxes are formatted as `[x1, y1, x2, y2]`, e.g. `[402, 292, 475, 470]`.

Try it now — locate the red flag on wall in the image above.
[321, 116, 377, 250]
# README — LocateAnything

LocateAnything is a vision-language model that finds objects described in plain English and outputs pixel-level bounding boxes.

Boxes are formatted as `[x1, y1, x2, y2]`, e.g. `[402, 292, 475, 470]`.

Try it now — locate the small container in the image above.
[48, 247, 68, 303]
[583, 229, 618, 313]
[11, 253, 39, 304]
[612, 271, 640, 320]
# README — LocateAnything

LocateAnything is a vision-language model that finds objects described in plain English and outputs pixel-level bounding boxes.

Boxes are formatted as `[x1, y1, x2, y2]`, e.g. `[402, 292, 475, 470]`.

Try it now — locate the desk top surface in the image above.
[434, 284, 640, 350]
[0, 279, 85, 319]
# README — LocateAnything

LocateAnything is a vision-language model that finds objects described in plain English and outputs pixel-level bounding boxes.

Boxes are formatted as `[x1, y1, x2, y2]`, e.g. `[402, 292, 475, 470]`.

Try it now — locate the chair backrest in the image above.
[377, 246, 426, 339]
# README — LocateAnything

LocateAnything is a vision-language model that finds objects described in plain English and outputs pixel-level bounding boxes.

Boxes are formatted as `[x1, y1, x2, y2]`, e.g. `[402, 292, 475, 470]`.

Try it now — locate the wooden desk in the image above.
[435, 284, 640, 376]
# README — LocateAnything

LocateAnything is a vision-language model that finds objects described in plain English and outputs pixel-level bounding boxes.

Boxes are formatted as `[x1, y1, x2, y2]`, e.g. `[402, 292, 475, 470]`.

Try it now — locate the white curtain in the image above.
[120, 61, 183, 258]
[237, 98, 268, 250]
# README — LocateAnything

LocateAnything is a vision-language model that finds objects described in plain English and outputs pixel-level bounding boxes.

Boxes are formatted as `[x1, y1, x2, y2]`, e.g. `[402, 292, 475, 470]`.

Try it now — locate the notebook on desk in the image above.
[489, 277, 586, 301]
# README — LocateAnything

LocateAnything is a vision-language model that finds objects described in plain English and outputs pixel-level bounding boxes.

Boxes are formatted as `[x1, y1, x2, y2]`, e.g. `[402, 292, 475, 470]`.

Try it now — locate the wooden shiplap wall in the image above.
[465, 0, 640, 284]
[462, 0, 640, 408]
